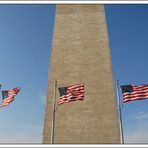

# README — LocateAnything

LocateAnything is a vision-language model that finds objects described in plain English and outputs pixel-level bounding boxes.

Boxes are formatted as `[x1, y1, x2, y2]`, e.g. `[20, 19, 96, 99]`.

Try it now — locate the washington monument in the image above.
[43, 4, 120, 144]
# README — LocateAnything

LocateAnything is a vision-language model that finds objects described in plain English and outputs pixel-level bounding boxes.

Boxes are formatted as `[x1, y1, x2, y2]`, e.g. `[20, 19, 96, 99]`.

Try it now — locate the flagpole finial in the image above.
[55, 81, 57, 86]
[116, 80, 119, 85]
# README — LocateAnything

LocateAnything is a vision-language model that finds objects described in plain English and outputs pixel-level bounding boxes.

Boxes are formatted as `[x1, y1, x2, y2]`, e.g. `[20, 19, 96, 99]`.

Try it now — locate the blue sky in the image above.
[0, 4, 148, 144]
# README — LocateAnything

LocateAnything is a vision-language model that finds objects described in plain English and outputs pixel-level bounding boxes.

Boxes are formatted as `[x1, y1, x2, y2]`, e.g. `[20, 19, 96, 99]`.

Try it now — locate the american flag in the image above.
[0, 87, 20, 108]
[58, 83, 84, 105]
[121, 84, 148, 103]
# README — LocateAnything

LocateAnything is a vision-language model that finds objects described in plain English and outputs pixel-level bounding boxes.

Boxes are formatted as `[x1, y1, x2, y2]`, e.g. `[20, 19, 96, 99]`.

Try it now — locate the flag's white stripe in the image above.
[59, 96, 84, 102]
[2, 99, 14, 104]
[132, 85, 148, 90]
[59, 97, 84, 105]
[59, 94, 84, 104]
[124, 95, 148, 99]
[124, 90, 148, 96]
[60, 93, 84, 99]
[124, 94, 148, 100]
[124, 96, 148, 102]
[68, 84, 84, 90]
[133, 88, 148, 92]
[67, 88, 84, 92]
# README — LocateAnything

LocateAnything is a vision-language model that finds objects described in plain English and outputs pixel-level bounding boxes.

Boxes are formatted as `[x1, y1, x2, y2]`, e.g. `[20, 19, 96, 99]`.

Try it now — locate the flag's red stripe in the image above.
[132, 85, 148, 88]
[124, 94, 148, 99]
[2, 98, 14, 103]
[59, 95, 84, 104]
[133, 88, 148, 92]
[132, 85, 148, 90]
[124, 97, 148, 103]
[59, 94, 84, 101]
[123, 90, 148, 97]
[124, 94, 148, 100]
[59, 97, 84, 105]
[68, 84, 84, 89]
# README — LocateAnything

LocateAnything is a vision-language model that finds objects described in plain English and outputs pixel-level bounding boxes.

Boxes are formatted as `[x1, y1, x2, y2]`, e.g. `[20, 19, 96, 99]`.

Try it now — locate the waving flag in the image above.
[121, 84, 148, 103]
[0, 87, 20, 108]
[58, 83, 84, 105]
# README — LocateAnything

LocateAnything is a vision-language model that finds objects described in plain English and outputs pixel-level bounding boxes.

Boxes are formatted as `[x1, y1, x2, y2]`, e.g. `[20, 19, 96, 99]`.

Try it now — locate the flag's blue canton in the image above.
[58, 87, 67, 96]
[2, 91, 9, 100]
[121, 85, 133, 93]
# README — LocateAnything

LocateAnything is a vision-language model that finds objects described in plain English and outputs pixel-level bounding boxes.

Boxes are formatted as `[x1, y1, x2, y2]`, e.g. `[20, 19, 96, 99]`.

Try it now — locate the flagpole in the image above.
[116, 80, 124, 144]
[0, 84, 2, 107]
[51, 81, 57, 144]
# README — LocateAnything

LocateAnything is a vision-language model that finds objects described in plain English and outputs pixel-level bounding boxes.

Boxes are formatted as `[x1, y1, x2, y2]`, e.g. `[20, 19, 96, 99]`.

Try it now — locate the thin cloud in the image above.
[129, 111, 148, 120]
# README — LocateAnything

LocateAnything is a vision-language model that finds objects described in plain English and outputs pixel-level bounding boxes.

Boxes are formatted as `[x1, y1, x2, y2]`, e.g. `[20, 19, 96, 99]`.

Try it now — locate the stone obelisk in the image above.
[43, 4, 120, 144]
